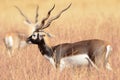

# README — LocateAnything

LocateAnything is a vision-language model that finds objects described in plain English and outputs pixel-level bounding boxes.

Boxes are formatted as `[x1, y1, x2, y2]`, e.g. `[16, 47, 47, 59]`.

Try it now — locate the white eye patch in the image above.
[32, 32, 38, 40]
[38, 32, 45, 40]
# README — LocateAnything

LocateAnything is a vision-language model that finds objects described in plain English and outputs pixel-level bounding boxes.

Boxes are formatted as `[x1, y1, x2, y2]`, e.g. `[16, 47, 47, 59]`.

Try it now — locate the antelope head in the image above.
[27, 4, 71, 44]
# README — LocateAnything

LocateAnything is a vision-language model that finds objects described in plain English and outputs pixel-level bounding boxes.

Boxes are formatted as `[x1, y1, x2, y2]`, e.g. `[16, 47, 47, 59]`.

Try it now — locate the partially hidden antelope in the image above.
[26, 4, 112, 71]
[4, 5, 40, 57]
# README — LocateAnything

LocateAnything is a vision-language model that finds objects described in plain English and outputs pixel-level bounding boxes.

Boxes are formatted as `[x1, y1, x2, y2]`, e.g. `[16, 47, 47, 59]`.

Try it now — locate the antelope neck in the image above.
[38, 39, 53, 57]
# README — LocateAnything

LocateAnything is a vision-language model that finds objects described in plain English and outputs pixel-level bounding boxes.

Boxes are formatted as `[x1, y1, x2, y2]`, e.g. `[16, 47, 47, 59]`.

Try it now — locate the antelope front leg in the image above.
[85, 57, 99, 71]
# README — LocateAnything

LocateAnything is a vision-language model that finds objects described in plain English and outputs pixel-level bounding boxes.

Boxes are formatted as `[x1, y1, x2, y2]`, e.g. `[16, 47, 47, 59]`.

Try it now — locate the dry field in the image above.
[0, 0, 120, 80]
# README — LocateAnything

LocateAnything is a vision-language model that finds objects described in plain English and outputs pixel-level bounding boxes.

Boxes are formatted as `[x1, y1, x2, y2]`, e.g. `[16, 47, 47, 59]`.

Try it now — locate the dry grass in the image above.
[0, 0, 120, 80]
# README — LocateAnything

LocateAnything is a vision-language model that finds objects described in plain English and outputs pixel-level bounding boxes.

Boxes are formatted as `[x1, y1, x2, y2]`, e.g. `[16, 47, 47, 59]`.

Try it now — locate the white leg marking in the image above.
[106, 63, 112, 71]
[85, 57, 99, 71]
[106, 45, 112, 59]
[105, 45, 112, 70]
[49, 58, 56, 69]
[60, 59, 66, 71]
[7, 50, 12, 57]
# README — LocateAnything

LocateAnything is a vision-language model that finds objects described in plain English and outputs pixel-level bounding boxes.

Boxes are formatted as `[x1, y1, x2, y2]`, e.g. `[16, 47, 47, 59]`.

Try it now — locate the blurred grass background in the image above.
[0, 0, 120, 80]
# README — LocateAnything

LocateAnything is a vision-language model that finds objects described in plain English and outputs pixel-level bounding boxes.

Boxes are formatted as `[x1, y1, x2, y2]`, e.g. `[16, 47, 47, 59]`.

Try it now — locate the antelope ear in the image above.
[46, 33, 55, 38]
[24, 21, 31, 26]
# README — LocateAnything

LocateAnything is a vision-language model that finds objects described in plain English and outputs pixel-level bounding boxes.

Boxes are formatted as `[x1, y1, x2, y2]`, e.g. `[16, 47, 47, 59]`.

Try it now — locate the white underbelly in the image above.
[60, 54, 89, 69]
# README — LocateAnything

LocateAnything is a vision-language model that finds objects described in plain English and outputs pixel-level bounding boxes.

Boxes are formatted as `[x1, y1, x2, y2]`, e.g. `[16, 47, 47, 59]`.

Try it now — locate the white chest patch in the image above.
[44, 55, 56, 68]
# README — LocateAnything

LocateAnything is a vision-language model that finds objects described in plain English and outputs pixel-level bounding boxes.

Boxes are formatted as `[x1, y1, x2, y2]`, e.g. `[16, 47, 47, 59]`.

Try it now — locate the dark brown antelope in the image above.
[26, 4, 112, 71]
[4, 5, 41, 57]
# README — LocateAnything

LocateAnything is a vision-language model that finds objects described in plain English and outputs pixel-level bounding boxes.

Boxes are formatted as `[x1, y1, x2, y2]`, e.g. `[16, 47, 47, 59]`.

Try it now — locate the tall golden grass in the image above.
[0, 0, 120, 80]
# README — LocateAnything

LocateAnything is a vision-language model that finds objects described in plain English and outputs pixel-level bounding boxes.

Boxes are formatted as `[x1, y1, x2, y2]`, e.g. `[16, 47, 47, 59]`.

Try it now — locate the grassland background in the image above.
[0, 0, 120, 80]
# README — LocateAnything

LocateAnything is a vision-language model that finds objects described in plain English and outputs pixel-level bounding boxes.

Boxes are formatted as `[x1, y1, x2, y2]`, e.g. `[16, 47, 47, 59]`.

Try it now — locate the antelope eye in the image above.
[32, 34, 37, 40]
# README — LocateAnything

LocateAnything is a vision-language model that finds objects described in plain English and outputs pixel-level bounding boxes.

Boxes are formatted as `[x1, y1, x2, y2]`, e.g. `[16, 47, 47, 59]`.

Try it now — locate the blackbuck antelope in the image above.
[4, 5, 41, 57]
[26, 4, 112, 71]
